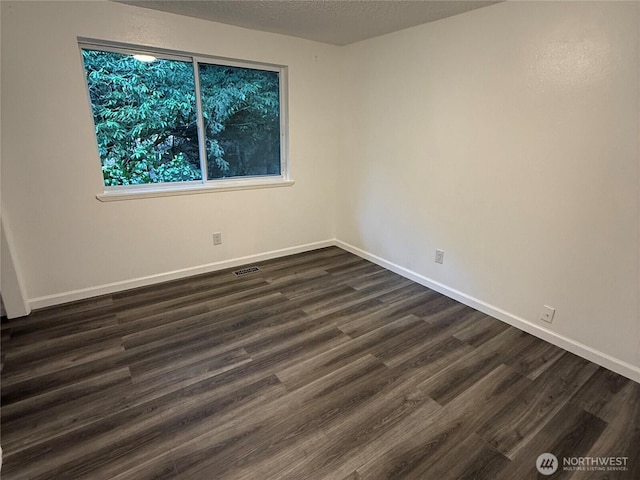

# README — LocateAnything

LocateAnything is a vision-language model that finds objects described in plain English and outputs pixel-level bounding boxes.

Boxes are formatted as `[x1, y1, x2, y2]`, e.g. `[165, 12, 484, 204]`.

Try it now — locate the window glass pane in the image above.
[198, 64, 281, 179]
[82, 49, 201, 186]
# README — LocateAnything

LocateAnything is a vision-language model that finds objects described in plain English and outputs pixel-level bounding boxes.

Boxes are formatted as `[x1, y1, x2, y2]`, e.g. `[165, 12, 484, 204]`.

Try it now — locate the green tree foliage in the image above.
[82, 49, 281, 186]
[198, 64, 280, 179]
[83, 50, 201, 185]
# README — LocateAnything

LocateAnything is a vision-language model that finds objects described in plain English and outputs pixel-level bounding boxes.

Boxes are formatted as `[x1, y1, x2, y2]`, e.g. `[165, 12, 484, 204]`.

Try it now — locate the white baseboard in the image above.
[28, 240, 335, 310]
[335, 240, 640, 384]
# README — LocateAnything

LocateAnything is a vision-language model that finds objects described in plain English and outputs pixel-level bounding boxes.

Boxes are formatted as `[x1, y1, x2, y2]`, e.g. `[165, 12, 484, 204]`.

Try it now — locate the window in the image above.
[80, 42, 290, 200]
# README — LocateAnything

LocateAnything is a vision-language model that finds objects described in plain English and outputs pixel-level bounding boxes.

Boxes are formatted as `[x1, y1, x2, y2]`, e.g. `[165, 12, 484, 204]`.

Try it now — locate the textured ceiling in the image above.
[117, 1, 501, 46]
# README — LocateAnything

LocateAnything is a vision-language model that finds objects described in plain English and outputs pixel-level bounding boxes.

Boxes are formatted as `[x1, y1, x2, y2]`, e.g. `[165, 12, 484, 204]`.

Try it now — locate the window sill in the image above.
[96, 179, 295, 202]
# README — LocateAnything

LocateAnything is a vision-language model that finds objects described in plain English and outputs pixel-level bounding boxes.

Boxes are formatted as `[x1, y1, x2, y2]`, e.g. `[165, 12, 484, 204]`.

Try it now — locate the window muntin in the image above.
[80, 43, 287, 191]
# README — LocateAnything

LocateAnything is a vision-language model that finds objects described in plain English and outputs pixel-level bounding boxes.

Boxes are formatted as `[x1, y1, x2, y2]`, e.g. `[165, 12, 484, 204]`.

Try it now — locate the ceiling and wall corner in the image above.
[116, 0, 501, 46]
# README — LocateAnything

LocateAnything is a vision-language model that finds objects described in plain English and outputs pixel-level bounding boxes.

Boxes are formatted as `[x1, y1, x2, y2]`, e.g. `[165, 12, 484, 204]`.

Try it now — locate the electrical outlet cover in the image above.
[541, 305, 555, 323]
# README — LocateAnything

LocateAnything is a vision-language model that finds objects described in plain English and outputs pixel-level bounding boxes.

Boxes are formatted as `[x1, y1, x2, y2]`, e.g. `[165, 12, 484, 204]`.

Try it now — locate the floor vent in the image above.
[233, 266, 260, 277]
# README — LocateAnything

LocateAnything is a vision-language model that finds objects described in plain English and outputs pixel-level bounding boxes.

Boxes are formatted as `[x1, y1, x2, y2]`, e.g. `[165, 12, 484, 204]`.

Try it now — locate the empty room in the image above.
[1, 0, 639, 478]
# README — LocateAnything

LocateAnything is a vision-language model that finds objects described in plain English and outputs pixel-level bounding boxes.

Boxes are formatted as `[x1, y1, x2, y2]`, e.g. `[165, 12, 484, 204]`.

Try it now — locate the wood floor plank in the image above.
[476, 351, 600, 458]
[568, 366, 631, 422]
[344, 268, 407, 291]
[71, 375, 288, 480]
[1, 367, 133, 453]
[4, 321, 134, 365]
[416, 327, 535, 406]
[572, 381, 640, 480]
[300, 275, 415, 319]
[6, 313, 119, 347]
[3, 372, 285, 480]
[492, 402, 608, 480]
[385, 305, 482, 368]
[274, 376, 442, 480]
[2, 246, 638, 480]
[407, 433, 510, 480]
[452, 310, 510, 347]
[374, 281, 434, 304]
[2, 338, 125, 387]
[2, 296, 114, 332]
[276, 314, 424, 390]
[129, 345, 251, 384]
[170, 355, 394, 479]
[503, 334, 566, 380]
[337, 290, 438, 338]
[116, 276, 281, 323]
[353, 364, 531, 479]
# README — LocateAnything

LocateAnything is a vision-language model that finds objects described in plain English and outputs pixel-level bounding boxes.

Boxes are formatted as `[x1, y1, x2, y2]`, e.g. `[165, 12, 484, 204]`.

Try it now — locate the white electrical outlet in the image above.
[212, 232, 222, 245]
[541, 305, 555, 323]
[435, 249, 444, 264]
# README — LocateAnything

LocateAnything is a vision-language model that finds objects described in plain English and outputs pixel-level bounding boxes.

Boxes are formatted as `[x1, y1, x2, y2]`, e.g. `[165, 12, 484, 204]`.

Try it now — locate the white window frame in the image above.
[79, 39, 293, 202]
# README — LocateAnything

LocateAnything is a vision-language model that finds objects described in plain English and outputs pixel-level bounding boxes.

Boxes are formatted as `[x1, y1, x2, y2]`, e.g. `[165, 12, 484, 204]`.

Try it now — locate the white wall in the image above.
[1, 1, 340, 306]
[337, 1, 640, 371]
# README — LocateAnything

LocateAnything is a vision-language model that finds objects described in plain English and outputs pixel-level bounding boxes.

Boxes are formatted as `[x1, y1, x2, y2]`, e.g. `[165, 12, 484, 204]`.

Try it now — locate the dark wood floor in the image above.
[1, 247, 638, 479]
